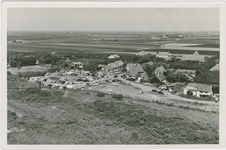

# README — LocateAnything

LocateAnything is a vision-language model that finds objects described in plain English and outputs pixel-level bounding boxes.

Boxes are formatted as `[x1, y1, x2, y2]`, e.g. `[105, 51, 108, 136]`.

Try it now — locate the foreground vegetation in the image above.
[7, 74, 219, 144]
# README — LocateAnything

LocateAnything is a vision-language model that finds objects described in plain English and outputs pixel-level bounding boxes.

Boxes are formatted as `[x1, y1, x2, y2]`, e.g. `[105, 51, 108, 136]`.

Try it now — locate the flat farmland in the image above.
[7, 31, 220, 55]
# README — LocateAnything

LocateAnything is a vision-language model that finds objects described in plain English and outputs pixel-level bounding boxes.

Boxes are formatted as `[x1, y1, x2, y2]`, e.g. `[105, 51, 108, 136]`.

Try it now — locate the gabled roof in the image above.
[175, 69, 196, 74]
[155, 73, 166, 81]
[209, 64, 219, 71]
[193, 51, 199, 55]
[155, 65, 166, 74]
[186, 83, 212, 92]
[126, 63, 144, 77]
[179, 55, 205, 61]
[142, 61, 154, 67]
[156, 51, 171, 56]
[108, 54, 120, 58]
[107, 60, 124, 69]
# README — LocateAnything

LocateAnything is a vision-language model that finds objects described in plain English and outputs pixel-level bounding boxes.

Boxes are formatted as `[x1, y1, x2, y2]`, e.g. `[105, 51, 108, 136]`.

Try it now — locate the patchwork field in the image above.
[7, 31, 219, 55]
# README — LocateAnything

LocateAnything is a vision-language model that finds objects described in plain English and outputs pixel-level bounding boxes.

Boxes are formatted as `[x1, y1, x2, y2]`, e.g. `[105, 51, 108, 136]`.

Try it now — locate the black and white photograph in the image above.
[1, 1, 226, 148]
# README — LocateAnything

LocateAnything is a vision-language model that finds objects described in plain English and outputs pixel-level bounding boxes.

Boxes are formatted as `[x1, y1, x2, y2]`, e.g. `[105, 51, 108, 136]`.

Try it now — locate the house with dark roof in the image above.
[105, 60, 124, 73]
[126, 63, 149, 82]
[183, 83, 213, 97]
[151, 65, 166, 84]
[178, 51, 205, 62]
[156, 51, 171, 60]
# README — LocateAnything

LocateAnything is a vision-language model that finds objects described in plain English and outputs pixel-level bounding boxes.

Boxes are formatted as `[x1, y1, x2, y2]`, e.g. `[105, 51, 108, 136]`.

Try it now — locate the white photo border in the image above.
[1, 1, 226, 150]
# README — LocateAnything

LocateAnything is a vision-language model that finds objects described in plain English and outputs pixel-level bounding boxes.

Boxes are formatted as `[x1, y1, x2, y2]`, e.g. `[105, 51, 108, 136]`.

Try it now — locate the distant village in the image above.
[8, 49, 219, 102]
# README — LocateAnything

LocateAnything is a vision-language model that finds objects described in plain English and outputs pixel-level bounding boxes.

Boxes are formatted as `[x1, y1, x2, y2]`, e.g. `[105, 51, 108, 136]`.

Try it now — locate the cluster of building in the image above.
[136, 50, 207, 62]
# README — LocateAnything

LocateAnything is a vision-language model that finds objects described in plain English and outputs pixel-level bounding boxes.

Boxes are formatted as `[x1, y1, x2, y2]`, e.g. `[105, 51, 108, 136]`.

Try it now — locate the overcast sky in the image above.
[7, 8, 219, 31]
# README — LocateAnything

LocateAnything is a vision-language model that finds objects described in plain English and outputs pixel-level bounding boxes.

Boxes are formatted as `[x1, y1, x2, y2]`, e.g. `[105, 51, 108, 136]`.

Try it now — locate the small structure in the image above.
[178, 51, 205, 62]
[108, 54, 120, 59]
[156, 51, 171, 60]
[35, 60, 39, 65]
[183, 83, 213, 97]
[174, 69, 196, 77]
[71, 62, 83, 69]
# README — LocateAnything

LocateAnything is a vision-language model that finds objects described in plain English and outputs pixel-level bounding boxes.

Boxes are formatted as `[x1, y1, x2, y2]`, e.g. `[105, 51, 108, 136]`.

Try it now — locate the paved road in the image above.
[113, 76, 219, 106]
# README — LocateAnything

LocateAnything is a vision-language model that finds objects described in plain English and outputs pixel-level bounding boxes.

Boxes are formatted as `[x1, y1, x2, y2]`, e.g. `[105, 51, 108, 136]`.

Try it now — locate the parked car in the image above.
[139, 91, 143, 94]
[159, 85, 167, 90]
[152, 89, 158, 92]
[112, 82, 119, 86]
[158, 91, 164, 95]
[113, 75, 118, 78]
[106, 88, 113, 92]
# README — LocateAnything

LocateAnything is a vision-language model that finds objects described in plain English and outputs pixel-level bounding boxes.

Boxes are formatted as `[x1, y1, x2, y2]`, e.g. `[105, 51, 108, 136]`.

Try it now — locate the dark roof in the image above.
[126, 63, 144, 77]
[156, 51, 171, 56]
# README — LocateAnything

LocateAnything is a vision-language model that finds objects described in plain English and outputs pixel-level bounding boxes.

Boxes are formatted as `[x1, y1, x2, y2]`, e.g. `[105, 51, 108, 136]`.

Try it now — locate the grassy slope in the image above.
[7, 75, 219, 144]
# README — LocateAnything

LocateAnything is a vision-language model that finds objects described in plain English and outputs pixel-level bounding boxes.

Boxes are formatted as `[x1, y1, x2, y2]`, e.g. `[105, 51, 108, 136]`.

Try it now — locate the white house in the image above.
[183, 83, 213, 97]
[108, 54, 120, 59]
[156, 51, 172, 60]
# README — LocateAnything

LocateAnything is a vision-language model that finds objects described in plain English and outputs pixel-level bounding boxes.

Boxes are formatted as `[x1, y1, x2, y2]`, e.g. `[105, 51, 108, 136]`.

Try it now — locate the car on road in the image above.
[113, 75, 118, 78]
[112, 82, 119, 86]
[152, 89, 158, 92]
[158, 91, 164, 95]
[139, 91, 143, 94]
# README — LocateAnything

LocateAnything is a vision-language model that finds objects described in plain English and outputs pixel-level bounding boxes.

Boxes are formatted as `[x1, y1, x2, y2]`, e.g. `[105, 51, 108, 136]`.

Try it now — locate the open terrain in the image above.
[7, 31, 219, 55]
[7, 74, 219, 144]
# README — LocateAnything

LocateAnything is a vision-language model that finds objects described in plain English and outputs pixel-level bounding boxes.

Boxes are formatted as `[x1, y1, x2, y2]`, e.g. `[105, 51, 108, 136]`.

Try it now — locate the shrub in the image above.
[62, 86, 67, 90]
[96, 92, 105, 97]
[112, 93, 123, 100]
[187, 90, 193, 97]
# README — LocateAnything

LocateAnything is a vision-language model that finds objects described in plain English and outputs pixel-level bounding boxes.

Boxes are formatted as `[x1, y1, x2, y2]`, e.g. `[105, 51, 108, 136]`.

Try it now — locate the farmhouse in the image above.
[105, 60, 124, 73]
[155, 65, 166, 74]
[183, 83, 213, 97]
[108, 54, 120, 59]
[156, 51, 171, 60]
[126, 63, 148, 81]
[151, 65, 166, 84]
[209, 64, 219, 71]
[178, 51, 205, 62]
[71, 62, 83, 69]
